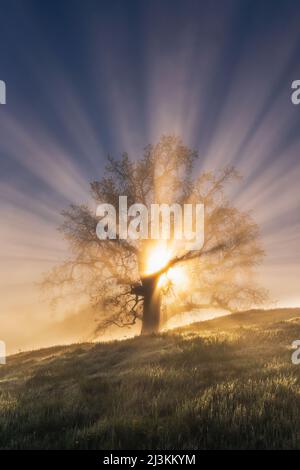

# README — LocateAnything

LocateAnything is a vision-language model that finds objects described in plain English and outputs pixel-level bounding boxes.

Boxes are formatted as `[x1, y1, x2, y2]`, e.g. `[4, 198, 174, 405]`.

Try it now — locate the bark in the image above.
[140, 274, 161, 335]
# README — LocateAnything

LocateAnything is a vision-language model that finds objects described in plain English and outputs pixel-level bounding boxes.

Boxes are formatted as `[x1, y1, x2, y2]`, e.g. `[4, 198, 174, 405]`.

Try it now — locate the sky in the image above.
[1, 0, 300, 352]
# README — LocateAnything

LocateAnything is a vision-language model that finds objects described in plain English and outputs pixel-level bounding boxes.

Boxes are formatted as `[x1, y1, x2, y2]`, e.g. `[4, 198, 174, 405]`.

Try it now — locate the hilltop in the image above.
[0, 308, 300, 449]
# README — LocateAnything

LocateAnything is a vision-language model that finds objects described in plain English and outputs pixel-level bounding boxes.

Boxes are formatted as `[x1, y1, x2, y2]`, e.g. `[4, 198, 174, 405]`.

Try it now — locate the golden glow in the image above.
[144, 243, 172, 275]
[162, 308, 229, 330]
[143, 242, 189, 293]
[158, 265, 188, 290]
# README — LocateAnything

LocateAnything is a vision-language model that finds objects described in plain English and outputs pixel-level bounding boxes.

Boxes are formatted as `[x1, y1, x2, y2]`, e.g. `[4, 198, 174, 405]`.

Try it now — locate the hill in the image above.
[0, 308, 300, 449]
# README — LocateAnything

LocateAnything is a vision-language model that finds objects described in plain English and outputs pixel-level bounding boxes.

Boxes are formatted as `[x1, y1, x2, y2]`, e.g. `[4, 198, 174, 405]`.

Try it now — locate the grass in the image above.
[0, 308, 300, 449]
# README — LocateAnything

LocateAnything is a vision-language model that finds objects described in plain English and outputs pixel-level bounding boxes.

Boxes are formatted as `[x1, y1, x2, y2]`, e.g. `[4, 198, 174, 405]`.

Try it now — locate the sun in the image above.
[144, 244, 171, 275]
[143, 241, 189, 293]
[158, 265, 188, 290]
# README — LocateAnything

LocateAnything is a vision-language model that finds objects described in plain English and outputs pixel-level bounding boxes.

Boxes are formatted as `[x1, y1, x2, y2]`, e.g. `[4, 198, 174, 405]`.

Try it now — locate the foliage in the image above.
[42, 135, 268, 331]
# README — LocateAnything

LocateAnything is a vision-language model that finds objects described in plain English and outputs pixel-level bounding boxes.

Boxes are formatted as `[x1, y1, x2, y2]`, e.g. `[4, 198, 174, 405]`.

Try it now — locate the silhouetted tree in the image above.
[43, 136, 268, 335]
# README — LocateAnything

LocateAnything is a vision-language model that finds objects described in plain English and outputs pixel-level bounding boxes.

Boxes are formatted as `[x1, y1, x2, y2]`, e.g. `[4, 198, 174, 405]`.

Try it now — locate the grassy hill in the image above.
[1, 308, 300, 449]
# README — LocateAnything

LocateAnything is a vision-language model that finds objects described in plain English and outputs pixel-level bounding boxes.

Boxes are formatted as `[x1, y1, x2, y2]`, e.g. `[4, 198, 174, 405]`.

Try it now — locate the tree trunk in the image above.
[141, 274, 161, 335]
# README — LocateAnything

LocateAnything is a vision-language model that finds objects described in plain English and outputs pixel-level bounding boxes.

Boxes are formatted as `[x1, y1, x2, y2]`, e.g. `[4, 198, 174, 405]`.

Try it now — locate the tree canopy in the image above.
[43, 135, 268, 334]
